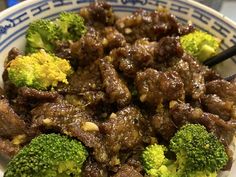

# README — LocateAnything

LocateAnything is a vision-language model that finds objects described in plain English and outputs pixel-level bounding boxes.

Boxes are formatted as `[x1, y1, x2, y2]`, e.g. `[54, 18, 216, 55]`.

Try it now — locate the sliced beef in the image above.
[111, 38, 158, 78]
[58, 60, 103, 94]
[116, 8, 180, 43]
[99, 57, 131, 107]
[71, 27, 104, 67]
[80, 2, 116, 27]
[206, 79, 236, 104]
[31, 103, 109, 163]
[102, 27, 126, 51]
[113, 165, 143, 177]
[155, 36, 183, 62]
[65, 91, 106, 108]
[82, 158, 108, 177]
[135, 69, 184, 106]
[169, 101, 236, 145]
[201, 94, 236, 121]
[0, 138, 19, 158]
[172, 54, 206, 99]
[0, 99, 26, 138]
[7, 47, 22, 62]
[111, 37, 182, 78]
[17, 87, 59, 101]
[151, 111, 177, 141]
[100, 106, 143, 157]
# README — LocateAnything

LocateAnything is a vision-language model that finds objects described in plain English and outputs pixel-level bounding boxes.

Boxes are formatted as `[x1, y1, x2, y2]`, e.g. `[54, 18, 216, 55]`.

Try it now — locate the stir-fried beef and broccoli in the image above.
[1, 2, 236, 177]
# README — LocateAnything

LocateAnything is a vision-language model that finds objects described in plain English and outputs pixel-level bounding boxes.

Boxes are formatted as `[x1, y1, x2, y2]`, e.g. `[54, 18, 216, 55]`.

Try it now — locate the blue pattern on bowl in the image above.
[0, 0, 236, 176]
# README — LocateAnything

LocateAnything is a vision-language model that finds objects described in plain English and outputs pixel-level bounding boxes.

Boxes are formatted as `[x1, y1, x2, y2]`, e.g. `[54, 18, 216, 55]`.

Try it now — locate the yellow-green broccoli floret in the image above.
[7, 50, 73, 90]
[4, 133, 88, 177]
[180, 30, 220, 62]
[141, 144, 174, 177]
[141, 124, 228, 177]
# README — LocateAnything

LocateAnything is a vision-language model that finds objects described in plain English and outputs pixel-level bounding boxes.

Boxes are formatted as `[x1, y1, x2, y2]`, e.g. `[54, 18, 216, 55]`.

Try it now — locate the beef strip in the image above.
[135, 68, 184, 106]
[58, 60, 103, 94]
[115, 8, 180, 43]
[113, 165, 143, 177]
[99, 57, 131, 107]
[71, 27, 104, 67]
[0, 138, 19, 158]
[100, 106, 144, 166]
[31, 102, 109, 163]
[206, 79, 236, 104]
[0, 98, 27, 139]
[102, 27, 126, 51]
[111, 39, 158, 78]
[172, 54, 206, 99]
[169, 101, 236, 145]
[201, 94, 236, 121]
[6, 47, 22, 62]
[80, 2, 116, 28]
[82, 158, 108, 177]
[111, 37, 182, 78]
[151, 109, 177, 141]
[17, 86, 59, 101]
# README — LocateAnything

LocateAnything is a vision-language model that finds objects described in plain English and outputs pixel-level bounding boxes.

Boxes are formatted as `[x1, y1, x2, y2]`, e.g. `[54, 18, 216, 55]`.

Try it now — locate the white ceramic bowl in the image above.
[0, 0, 236, 176]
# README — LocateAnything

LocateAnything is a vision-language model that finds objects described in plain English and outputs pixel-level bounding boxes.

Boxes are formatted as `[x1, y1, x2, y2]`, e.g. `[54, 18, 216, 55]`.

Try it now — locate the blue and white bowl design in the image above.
[0, 0, 236, 176]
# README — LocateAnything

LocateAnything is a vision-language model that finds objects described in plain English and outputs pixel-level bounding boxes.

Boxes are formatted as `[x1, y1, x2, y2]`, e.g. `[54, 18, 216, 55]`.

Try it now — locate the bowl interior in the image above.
[0, 0, 236, 176]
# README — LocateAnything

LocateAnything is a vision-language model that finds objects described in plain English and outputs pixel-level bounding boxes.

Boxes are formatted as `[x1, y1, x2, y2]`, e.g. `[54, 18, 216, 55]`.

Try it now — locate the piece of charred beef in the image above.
[111, 37, 182, 78]
[31, 102, 109, 163]
[0, 138, 19, 158]
[102, 27, 126, 52]
[169, 101, 236, 145]
[111, 38, 158, 78]
[99, 56, 131, 107]
[100, 106, 144, 166]
[151, 110, 177, 141]
[17, 87, 59, 101]
[65, 91, 106, 108]
[80, 2, 116, 28]
[71, 27, 104, 67]
[155, 36, 183, 62]
[206, 79, 236, 104]
[116, 8, 181, 43]
[201, 94, 236, 121]
[6, 47, 22, 63]
[58, 60, 103, 94]
[172, 54, 206, 99]
[0, 98, 27, 139]
[113, 165, 143, 177]
[135, 69, 184, 106]
[82, 158, 108, 177]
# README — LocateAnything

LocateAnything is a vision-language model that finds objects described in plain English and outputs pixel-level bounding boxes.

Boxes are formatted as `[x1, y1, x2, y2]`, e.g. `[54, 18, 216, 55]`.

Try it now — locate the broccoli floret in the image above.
[180, 30, 220, 62]
[26, 19, 60, 53]
[141, 144, 175, 177]
[7, 50, 73, 90]
[141, 124, 228, 177]
[170, 124, 228, 176]
[56, 12, 87, 41]
[4, 133, 88, 177]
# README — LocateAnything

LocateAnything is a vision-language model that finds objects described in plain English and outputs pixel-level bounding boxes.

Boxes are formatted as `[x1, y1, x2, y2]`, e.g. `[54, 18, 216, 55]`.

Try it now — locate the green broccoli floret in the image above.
[170, 124, 228, 176]
[7, 50, 73, 90]
[4, 133, 88, 177]
[180, 30, 220, 62]
[56, 12, 87, 41]
[141, 124, 228, 177]
[25, 19, 60, 53]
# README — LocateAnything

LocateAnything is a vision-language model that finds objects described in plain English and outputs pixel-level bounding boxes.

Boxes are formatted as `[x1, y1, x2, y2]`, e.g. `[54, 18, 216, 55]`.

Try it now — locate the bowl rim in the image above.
[0, 0, 235, 24]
